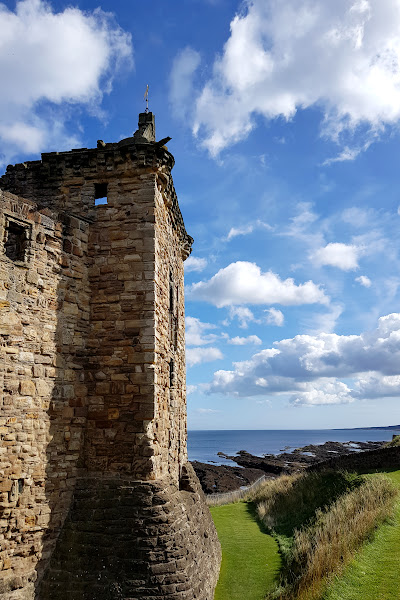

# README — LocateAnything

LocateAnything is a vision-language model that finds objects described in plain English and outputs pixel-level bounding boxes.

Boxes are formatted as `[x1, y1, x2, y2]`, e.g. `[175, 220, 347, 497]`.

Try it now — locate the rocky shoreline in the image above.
[192, 439, 385, 494]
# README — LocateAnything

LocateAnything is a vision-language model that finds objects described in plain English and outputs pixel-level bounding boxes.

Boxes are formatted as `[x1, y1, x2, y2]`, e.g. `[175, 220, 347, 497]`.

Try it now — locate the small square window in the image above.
[4, 221, 28, 262]
[94, 183, 108, 206]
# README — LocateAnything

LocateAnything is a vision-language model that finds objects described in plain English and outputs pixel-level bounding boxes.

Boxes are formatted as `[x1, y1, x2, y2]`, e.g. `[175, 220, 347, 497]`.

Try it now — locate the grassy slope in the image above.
[323, 470, 400, 600]
[210, 502, 281, 600]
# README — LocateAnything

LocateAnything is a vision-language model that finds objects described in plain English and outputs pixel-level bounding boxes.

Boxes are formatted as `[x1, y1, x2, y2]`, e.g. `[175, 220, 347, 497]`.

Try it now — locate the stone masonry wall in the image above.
[39, 464, 221, 600]
[0, 135, 191, 480]
[153, 172, 187, 482]
[85, 170, 159, 477]
[0, 190, 91, 599]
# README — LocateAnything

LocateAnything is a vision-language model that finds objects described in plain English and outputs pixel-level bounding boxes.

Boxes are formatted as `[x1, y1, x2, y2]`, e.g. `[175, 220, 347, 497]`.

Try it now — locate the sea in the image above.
[187, 428, 400, 466]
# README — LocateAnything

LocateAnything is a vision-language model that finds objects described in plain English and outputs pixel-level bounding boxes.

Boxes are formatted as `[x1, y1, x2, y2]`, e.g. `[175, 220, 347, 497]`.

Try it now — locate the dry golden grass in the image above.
[288, 475, 398, 600]
[252, 470, 361, 536]
[250, 473, 301, 524]
[252, 470, 398, 600]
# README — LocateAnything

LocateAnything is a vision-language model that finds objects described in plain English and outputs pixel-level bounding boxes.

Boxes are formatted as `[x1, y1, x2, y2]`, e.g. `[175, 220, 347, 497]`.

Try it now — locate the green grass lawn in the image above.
[210, 502, 281, 600]
[322, 469, 400, 600]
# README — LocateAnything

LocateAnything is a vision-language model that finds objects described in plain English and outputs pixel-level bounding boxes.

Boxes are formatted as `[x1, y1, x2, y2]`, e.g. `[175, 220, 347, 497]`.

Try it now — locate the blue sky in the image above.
[2, 0, 400, 430]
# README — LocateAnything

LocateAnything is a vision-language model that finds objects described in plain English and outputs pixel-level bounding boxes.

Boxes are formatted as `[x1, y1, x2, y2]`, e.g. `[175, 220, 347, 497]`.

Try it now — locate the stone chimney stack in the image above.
[133, 111, 156, 142]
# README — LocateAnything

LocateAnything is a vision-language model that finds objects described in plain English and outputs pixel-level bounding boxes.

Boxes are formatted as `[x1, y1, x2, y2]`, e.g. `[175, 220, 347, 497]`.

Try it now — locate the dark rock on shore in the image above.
[192, 440, 385, 494]
[191, 461, 267, 495]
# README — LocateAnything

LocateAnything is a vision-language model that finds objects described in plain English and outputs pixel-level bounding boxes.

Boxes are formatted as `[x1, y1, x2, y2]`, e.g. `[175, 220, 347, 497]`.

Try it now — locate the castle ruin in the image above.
[0, 112, 221, 599]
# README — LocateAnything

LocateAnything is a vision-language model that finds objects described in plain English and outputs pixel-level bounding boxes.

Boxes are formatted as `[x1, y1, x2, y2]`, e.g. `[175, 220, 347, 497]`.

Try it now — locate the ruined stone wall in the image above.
[0, 190, 91, 598]
[0, 117, 221, 599]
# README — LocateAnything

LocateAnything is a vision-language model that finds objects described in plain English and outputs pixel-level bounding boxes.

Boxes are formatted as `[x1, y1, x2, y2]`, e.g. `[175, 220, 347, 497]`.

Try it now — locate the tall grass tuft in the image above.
[251, 470, 362, 536]
[384, 434, 400, 448]
[252, 471, 398, 600]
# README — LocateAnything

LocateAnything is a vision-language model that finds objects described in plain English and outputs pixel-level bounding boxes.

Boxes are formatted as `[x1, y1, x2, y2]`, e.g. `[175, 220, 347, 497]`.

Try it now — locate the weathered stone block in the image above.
[19, 381, 36, 396]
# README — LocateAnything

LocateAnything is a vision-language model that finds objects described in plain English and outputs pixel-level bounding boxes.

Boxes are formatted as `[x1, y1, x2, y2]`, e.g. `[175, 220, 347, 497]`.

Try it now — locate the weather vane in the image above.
[144, 84, 149, 113]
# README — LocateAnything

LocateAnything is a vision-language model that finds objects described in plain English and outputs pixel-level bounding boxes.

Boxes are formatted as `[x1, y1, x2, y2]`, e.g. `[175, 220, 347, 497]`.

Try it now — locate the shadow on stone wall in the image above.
[32, 211, 92, 598]
[37, 466, 221, 600]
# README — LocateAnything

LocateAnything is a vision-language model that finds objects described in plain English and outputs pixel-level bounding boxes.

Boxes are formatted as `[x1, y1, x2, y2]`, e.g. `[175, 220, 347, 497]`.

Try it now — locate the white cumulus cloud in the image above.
[265, 308, 284, 327]
[0, 0, 133, 165]
[188, 261, 328, 307]
[208, 313, 400, 404]
[185, 316, 218, 346]
[354, 373, 400, 399]
[289, 380, 353, 406]
[192, 0, 400, 155]
[355, 275, 372, 287]
[311, 242, 360, 270]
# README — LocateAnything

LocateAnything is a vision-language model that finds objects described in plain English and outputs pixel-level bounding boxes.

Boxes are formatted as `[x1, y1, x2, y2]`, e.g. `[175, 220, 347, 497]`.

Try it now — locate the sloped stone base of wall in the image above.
[37, 463, 221, 600]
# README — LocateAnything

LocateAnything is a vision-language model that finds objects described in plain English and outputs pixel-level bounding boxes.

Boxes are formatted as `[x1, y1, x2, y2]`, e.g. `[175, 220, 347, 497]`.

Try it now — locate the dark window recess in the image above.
[169, 284, 174, 313]
[169, 360, 175, 388]
[5, 222, 27, 261]
[18, 479, 24, 495]
[169, 271, 178, 348]
[94, 182, 108, 206]
[169, 271, 174, 313]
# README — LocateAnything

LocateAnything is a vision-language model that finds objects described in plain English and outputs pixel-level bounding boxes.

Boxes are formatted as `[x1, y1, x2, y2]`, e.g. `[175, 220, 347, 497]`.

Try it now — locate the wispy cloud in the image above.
[169, 46, 201, 119]
[228, 335, 262, 346]
[185, 255, 208, 272]
[226, 219, 273, 241]
[322, 142, 372, 166]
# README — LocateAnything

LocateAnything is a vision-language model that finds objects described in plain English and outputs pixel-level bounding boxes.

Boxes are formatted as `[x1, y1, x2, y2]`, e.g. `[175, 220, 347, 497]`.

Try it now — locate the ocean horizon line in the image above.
[188, 424, 400, 433]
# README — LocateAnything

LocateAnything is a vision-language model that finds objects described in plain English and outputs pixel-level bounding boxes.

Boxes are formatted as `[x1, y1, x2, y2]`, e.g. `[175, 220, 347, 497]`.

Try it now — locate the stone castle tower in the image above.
[0, 112, 221, 599]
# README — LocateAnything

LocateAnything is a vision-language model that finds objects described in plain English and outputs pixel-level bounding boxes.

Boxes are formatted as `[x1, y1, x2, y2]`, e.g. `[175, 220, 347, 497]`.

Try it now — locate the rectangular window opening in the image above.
[169, 360, 175, 388]
[4, 222, 28, 262]
[94, 182, 108, 206]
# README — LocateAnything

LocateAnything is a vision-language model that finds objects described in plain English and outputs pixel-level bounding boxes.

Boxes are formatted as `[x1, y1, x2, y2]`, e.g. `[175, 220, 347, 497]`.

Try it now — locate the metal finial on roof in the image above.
[144, 84, 149, 113]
